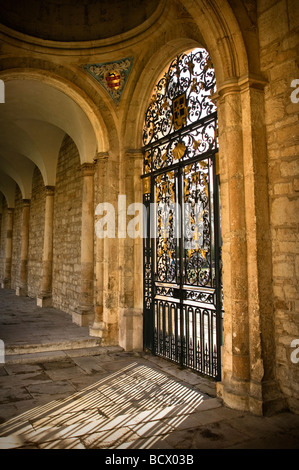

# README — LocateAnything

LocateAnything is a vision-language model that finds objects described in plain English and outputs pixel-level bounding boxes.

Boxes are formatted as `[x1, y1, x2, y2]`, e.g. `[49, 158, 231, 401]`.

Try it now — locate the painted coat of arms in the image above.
[84, 57, 133, 103]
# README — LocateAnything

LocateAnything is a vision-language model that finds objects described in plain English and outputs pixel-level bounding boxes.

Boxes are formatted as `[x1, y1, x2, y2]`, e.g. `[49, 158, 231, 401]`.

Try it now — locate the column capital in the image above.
[81, 162, 95, 176]
[215, 74, 268, 100]
[125, 148, 143, 159]
[45, 186, 55, 196]
[7, 207, 14, 214]
[94, 151, 109, 164]
[22, 199, 31, 207]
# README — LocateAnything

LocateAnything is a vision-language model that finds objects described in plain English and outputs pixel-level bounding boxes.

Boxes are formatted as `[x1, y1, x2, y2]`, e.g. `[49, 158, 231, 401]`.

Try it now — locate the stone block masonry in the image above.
[27, 168, 45, 298]
[0, 198, 8, 282]
[11, 187, 23, 291]
[0, 135, 83, 315]
[52, 134, 82, 316]
[258, 0, 299, 413]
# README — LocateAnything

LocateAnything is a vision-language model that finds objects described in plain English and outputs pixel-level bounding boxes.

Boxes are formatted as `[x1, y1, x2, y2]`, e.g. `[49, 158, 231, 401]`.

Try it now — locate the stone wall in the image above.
[52, 134, 82, 315]
[0, 0, 298, 415]
[258, 0, 299, 412]
[11, 186, 22, 290]
[0, 199, 7, 281]
[27, 167, 45, 298]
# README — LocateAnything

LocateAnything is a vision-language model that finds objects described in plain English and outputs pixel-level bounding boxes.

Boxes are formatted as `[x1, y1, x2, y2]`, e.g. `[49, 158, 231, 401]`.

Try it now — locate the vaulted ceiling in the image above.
[0, 0, 161, 42]
[0, 0, 161, 208]
[0, 79, 99, 206]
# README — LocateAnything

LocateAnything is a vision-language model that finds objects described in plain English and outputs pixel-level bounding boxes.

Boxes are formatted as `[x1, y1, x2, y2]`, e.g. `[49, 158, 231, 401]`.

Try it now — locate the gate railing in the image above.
[153, 294, 222, 380]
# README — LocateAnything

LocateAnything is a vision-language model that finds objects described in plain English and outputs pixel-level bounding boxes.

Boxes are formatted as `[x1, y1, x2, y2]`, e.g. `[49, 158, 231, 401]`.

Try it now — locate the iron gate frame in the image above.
[141, 48, 223, 381]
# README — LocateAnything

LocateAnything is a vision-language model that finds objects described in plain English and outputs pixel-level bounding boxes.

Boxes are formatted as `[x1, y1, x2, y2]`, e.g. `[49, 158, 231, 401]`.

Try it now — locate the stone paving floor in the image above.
[0, 289, 299, 450]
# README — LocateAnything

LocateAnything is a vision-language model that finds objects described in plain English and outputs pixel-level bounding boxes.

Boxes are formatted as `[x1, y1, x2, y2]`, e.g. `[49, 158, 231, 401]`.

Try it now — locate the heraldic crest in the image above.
[84, 57, 133, 103]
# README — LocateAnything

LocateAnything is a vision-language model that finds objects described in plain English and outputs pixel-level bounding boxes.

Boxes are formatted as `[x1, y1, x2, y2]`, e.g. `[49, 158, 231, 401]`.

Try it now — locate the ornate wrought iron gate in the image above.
[142, 48, 223, 380]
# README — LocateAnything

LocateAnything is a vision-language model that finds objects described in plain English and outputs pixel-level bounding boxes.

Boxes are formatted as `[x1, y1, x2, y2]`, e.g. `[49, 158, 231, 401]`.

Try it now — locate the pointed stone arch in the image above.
[123, 0, 284, 416]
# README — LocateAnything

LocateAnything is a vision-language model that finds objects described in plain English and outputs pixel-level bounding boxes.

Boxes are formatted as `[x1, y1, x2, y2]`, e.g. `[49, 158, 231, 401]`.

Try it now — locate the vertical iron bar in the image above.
[213, 153, 222, 380]
[151, 174, 156, 355]
[178, 165, 185, 367]
[200, 309, 204, 374]
[186, 307, 190, 368]
[143, 185, 153, 351]
[175, 302, 179, 363]
[170, 304, 173, 361]
[210, 313, 213, 376]
[193, 306, 196, 370]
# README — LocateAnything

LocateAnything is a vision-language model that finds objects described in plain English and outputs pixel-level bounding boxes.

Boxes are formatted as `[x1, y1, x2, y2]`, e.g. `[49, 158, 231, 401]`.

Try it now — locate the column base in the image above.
[16, 286, 27, 297]
[119, 308, 143, 351]
[72, 304, 94, 327]
[1, 279, 11, 289]
[89, 321, 106, 338]
[217, 378, 288, 416]
[37, 293, 52, 308]
[94, 320, 119, 347]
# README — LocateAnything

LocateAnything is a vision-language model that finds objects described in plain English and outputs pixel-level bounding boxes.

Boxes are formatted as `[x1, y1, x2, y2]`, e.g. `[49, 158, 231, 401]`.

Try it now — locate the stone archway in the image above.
[123, 0, 285, 416]
[0, 71, 111, 328]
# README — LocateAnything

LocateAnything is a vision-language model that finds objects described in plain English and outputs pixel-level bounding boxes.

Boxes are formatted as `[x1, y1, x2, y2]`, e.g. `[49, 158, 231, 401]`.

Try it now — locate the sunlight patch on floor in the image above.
[0, 363, 206, 449]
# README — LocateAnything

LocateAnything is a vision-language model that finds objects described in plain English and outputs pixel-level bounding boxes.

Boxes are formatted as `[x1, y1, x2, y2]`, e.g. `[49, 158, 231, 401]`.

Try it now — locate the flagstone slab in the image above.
[4, 363, 43, 375]
[26, 380, 77, 399]
[71, 356, 107, 374]
[82, 427, 138, 449]
[39, 437, 86, 449]
[0, 435, 26, 449]
[0, 386, 33, 403]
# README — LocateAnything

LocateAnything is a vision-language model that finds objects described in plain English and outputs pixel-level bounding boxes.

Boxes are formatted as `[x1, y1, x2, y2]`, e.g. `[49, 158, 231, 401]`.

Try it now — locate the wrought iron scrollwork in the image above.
[142, 48, 222, 381]
[143, 48, 217, 173]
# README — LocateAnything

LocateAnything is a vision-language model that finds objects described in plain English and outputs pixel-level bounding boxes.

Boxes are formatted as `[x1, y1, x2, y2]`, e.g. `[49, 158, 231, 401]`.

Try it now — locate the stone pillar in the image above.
[102, 156, 120, 346]
[16, 199, 30, 296]
[73, 163, 95, 326]
[216, 83, 250, 408]
[37, 186, 54, 307]
[118, 149, 144, 351]
[90, 153, 119, 345]
[1, 208, 14, 288]
[216, 78, 286, 415]
[90, 153, 107, 337]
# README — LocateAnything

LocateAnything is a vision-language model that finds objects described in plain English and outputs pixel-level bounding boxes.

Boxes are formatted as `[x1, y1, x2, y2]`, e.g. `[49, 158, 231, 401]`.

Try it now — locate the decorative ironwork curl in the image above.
[143, 47, 222, 381]
[143, 48, 217, 152]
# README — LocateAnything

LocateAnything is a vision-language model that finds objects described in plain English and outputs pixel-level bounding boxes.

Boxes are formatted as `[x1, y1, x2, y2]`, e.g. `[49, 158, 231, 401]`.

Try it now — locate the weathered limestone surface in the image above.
[52, 135, 82, 316]
[27, 168, 45, 299]
[258, 0, 299, 413]
[36, 186, 55, 307]
[0, 200, 7, 282]
[1, 207, 14, 289]
[72, 162, 95, 327]
[118, 150, 144, 352]
[16, 199, 31, 297]
[10, 187, 22, 290]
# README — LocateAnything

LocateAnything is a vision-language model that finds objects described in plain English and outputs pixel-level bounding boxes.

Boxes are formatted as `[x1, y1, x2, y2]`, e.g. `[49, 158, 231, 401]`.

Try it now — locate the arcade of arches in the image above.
[0, 0, 298, 416]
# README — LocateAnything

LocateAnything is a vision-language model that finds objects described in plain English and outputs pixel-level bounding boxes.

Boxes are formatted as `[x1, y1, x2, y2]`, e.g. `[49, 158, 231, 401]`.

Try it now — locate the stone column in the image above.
[213, 84, 249, 411]
[118, 149, 144, 351]
[90, 153, 119, 345]
[73, 163, 95, 326]
[216, 78, 286, 415]
[102, 156, 120, 346]
[1, 208, 14, 288]
[90, 153, 107, 337]
[37, 186, 54, 307]
[16, 199, 30, 296]
[240, 78, 286, 415]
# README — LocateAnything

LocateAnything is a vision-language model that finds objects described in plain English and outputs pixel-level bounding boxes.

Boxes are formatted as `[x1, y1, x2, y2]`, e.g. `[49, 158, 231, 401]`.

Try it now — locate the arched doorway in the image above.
[142, 47, 223, 380]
